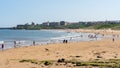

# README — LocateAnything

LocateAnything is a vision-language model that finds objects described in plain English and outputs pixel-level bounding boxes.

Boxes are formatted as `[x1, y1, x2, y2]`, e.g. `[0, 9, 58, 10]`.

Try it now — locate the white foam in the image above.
[0, 41, 4, 44]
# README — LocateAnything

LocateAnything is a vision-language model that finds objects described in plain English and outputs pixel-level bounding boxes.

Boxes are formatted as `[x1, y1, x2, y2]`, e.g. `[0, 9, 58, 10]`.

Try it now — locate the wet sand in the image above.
[0, 29, 120, 68]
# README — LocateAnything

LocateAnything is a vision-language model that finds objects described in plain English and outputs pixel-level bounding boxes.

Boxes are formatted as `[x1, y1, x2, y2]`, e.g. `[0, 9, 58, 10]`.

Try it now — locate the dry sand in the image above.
[0, 29, 120, 68]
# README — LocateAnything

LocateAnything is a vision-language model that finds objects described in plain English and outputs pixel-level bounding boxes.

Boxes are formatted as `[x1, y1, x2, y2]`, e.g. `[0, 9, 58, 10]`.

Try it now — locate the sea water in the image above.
[0, 29, 103, 49]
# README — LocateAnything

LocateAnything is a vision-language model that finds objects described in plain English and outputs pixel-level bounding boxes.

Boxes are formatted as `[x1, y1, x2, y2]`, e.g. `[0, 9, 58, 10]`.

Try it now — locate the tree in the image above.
[31, 22, 35, 25]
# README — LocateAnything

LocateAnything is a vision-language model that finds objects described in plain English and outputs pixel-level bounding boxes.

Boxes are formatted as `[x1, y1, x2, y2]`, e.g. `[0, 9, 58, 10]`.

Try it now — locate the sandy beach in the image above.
[67, 29, 120, 35]
[0, 29, 120, 68]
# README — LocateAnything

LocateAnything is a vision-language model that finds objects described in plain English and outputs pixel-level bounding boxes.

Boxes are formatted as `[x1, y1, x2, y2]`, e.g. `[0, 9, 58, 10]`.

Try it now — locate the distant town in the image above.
[1, 20, 120, 30]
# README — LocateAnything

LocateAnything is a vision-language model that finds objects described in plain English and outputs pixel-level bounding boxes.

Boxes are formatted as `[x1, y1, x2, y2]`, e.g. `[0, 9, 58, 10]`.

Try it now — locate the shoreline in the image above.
[0, 38, 120, 68]
[1, 29, 104, 50]
[0, 29, 120, 68]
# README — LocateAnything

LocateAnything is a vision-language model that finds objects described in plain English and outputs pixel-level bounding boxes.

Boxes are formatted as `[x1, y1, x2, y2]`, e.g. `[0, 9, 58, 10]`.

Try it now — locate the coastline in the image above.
[0, 29, 120, 68]
[0, 29, 103, 50]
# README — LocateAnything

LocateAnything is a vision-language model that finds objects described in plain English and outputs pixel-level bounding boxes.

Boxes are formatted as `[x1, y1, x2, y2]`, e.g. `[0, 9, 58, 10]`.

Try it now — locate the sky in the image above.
[1, 0, 120, 27]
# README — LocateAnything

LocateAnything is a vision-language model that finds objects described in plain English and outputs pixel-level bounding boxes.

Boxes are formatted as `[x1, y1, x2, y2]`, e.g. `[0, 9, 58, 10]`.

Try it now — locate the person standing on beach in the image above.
[1, 43, 4, 51]
[94, 35, 97, 40]
[63, 40, 65, 43]
[0, 41, 4, 51]
[33, 41, 35, 46]
[65, 40, 68, 43]
[14, 41, 16, 48]
[112, 38, 115, 42]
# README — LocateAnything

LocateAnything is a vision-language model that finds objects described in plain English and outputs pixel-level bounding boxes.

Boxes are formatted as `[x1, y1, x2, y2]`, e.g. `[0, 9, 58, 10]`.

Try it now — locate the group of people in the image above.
[0, 40, 36, 51]
[0, 41, 20, 50]
[63, 40, 68, 43]
[88, 34, 97, 38]
[0, 33, 118, 51]
[13, 41, 22, 48]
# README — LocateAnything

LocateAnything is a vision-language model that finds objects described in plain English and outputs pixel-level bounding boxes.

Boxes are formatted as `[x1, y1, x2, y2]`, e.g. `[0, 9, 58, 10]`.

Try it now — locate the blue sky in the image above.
[1, 0, 120, 27]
